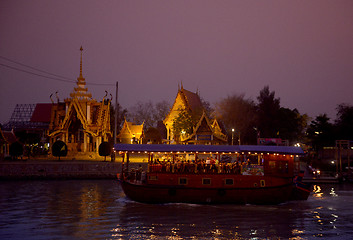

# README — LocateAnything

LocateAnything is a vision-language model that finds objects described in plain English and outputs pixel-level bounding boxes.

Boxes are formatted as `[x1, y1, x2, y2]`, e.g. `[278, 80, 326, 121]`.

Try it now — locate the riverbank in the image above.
[0, 160, 145, 180]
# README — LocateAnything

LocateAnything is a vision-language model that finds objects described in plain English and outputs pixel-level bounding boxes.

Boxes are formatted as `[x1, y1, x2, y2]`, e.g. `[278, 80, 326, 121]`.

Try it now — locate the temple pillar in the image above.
[83, 132, 87, 152]
[96, 138, 101, 153]
[87, 104, 91, 124]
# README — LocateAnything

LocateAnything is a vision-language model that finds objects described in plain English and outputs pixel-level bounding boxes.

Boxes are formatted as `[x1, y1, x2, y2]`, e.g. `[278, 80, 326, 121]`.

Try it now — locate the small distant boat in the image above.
[115, 144, 310, 205]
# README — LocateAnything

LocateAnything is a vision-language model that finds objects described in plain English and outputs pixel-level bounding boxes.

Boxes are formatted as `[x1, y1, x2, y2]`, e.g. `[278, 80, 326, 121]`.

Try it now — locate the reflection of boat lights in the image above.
[110, 226, 123, 238]
[170, 227, 180, 238]
[313, 209, 323, 225]
[292, 229, 304, 235]
[313, 185, 323, 198]
[212, 228, 222, 237]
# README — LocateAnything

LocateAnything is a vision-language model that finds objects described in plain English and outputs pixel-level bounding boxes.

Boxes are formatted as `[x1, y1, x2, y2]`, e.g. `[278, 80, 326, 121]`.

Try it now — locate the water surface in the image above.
[1, 180, 353, 239]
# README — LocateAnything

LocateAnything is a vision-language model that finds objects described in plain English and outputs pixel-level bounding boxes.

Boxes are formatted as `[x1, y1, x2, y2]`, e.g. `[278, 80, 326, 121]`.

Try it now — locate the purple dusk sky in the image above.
[1, 0, 353, 124]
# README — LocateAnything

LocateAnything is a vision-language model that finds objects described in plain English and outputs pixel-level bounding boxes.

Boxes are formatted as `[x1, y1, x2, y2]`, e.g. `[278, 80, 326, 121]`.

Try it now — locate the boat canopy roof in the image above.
[114, 144, 304, 155]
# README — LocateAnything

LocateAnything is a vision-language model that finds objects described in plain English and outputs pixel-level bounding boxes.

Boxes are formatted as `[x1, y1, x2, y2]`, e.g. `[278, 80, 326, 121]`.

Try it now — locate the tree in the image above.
[127, 100, 171, 129]
[306, 114, 334, 151]
[9, 141, 23, 160]
[277, 108, 308, 144]
[215, 93, 257, 144]
[256, 85, 281, 138]
[99, 142, 112, 161]
[154, 100, 171, 123]
[52, 140, 68, 160]
[335, 103, 353, 140]
[172, 109, 196, 142]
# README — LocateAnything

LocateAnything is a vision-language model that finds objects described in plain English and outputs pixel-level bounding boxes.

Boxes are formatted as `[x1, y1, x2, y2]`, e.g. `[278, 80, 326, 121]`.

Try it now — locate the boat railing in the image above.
[123, 168, 146, 184]
[147, 163, 264, 176]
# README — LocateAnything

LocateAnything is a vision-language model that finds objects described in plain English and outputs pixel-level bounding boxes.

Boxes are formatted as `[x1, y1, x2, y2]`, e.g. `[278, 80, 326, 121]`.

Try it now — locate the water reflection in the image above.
[112, 199, 306, 239]
[1, 181, 353, 239]
[313, 185, 323, 198]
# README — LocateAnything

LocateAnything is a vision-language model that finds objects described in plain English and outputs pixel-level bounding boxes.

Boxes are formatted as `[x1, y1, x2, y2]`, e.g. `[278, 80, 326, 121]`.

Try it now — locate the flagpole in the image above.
[114, 81, 118, 145]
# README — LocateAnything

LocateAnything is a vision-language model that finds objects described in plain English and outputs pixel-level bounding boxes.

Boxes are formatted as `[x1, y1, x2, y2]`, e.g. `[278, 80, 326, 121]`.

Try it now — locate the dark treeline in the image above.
[111, 85, 353, 153]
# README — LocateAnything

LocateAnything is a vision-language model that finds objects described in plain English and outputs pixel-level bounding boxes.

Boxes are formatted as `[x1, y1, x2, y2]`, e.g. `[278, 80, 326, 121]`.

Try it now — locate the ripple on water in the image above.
[1, 181, 353, 239]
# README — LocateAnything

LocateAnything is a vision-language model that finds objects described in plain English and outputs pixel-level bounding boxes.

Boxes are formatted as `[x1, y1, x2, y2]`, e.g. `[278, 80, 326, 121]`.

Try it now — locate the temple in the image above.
[163, 85, 227, 145]
[117, 119, 144, 144]
[48, 47, 112, 157]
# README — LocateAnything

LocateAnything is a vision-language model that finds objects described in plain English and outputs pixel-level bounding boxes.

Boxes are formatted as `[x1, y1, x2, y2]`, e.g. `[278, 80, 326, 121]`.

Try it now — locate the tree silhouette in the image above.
[9, 141, 23, 160]
[307, 114, 334, 151]
[215, 93, 257, 144]
[99, 142, 112, 161]
[335, 103, 353, 140]
[52, 140, 68, 160]
[257, 86, 281, 138]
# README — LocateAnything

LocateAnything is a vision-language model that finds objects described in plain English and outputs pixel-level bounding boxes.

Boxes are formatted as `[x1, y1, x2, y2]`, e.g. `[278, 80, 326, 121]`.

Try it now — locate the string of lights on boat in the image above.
[116, 150, 300, 158]
[113, 144, 304, 158]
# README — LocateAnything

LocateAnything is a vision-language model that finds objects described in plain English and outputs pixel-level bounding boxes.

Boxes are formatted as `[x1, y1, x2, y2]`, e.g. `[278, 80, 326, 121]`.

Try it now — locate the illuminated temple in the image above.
[48, 47, 111, 156]
[117, 119, 144, 144]
[163, 85, 227, 145]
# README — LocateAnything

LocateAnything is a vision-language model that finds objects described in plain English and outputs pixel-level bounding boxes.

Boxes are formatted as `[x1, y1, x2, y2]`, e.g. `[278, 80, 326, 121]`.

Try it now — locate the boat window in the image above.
[179, 178, 188, 185]
[225, 179, 234, 185]
[148, 175, 158, 181]
[269, 161, 276, 170]
[278, 161, 289, 173]
[202, 178, 211, 185]
[260, 180, 265, 187]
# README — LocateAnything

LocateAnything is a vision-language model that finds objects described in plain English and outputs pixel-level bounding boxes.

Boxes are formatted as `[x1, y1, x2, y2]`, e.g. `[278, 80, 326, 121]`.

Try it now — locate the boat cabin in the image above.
[115, 144, 303, 182]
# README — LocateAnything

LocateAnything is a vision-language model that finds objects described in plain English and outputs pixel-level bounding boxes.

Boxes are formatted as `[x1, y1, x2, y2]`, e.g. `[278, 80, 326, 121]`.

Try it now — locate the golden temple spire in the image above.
[70, 46, 92, 100]
[79, 46, 83, 78]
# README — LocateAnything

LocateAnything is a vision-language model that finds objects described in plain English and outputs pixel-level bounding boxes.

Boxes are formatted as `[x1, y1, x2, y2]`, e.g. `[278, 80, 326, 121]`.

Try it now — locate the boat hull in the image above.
[120, 180, 294, 205]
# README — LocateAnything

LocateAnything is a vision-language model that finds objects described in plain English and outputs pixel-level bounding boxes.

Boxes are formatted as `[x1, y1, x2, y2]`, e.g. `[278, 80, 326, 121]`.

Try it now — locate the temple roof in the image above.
[30, 103, 53, 123]
[118, 120, 144, 139]
[0, 128, 17, 144]
[179, 87, 203, 112]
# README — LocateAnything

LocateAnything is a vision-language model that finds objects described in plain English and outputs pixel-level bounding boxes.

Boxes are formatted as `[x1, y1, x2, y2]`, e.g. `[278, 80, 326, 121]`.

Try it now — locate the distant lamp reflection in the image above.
[231, 128, 234, 145]
[330, 188, 337, 197]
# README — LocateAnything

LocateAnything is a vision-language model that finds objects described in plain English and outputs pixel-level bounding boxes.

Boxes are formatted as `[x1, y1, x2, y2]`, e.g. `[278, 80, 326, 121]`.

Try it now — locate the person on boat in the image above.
[136, 165, 142, 181]
[166, 160, 171, 172]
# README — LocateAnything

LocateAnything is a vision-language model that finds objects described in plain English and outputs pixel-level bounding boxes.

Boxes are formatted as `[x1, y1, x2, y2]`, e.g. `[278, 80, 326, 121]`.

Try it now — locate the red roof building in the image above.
[30, 103, 53, 123]
[0, 128, 18, 159]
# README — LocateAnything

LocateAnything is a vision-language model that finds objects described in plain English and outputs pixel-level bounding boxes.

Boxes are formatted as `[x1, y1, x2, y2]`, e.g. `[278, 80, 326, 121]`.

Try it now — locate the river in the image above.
[0, 180, 353, 239]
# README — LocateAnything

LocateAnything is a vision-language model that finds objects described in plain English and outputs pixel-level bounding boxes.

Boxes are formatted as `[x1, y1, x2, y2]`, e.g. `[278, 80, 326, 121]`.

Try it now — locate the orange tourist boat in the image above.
[115, 144, 310, 205]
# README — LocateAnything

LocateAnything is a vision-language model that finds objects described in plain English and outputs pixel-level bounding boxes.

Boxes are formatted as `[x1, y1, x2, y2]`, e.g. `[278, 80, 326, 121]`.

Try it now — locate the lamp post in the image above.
[232, 128, 235, 145]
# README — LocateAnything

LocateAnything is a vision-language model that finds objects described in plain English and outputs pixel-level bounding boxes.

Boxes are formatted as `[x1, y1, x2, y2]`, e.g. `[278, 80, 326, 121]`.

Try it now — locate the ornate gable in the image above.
[61, 99, 88, 130]
[117, 119, 144, 144]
